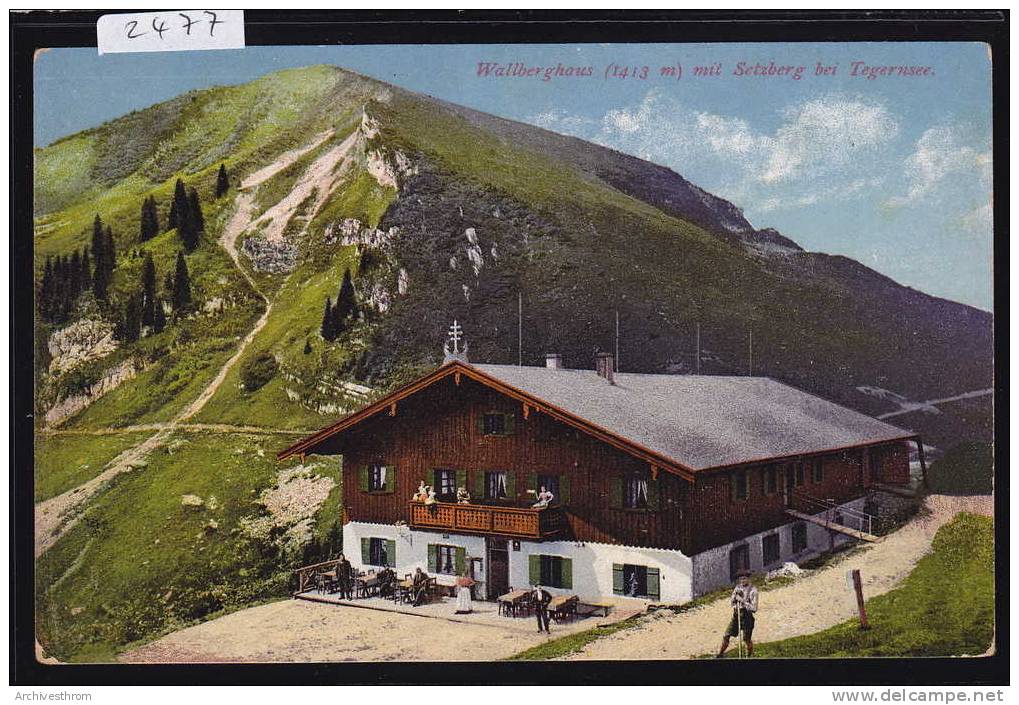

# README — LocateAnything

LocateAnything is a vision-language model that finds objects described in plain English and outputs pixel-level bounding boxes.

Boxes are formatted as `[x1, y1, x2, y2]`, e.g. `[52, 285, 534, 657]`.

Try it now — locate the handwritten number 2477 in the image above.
[125, 11, 223, 40]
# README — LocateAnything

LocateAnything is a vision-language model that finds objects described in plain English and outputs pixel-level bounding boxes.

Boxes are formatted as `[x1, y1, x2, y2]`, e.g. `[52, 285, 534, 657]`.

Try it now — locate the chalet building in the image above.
[279, 340, 918, 604]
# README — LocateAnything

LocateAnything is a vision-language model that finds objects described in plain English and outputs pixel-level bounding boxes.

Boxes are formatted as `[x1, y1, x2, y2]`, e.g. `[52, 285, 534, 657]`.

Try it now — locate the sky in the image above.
[34, 43, 994, 310]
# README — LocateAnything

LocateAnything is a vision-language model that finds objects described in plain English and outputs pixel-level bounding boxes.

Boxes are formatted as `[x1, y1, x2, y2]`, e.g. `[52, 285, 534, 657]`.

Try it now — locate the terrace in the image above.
[407, 501, 564, 540]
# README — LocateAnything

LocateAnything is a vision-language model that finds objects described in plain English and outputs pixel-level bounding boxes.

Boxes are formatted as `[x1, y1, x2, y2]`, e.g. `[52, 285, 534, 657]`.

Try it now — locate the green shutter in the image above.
[528, 554, 541, 586]
[455, 547, 466, 576]
[612, 564, 624, 595]
[427, 544, 438, 573]
[359, 466, 369, 493]
[745, 469, 752, 497]
[504, 412, 516, 435]
[647, 567, 661, 601]
[647, 477, 660, 511]
[383, 464, 396, 494]
[360, 537, 370, 564]
[505, 472, 516, 500]
[475, 470, 486, 499]
[559, 475, 570, 505]
[610, 477, 623, 509]
[456, 469, 467, 493]
[476, 413, 486, 435]
[561, 558, 573, 589]
[386, 539, 396, 567]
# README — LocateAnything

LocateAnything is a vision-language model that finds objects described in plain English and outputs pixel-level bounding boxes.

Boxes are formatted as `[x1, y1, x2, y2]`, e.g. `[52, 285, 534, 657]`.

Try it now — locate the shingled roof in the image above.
[473, 364, 914, 471]
[279, 360, 915, 474]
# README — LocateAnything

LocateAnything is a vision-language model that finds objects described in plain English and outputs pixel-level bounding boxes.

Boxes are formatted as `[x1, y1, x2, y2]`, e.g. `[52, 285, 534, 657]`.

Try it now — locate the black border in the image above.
[11, 9, 1009, 687]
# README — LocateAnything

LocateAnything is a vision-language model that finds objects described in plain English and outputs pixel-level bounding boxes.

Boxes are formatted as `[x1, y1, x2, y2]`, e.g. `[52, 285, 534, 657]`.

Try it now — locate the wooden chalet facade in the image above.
[279, 352, 918, 603]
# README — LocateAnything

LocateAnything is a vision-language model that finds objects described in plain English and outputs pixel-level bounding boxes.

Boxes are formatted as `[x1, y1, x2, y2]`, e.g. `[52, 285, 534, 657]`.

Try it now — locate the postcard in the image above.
[23, 22, 1000, 682]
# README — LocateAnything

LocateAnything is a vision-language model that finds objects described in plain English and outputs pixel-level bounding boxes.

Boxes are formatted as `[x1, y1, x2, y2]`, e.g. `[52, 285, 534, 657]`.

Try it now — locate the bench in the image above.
[577, 601, 613, 618]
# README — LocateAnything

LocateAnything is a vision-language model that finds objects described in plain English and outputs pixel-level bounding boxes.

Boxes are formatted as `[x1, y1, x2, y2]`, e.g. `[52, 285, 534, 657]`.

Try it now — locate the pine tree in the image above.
[303, 339, 312, 355]
[171, 251, 192, 316]
[330, 297, 344, 338]
[91, 215, 108, 300]
[105, 226, 117, 272]
[121, 293, 142, 343]
[139, 196, 160, 242]
[168, 178, 188, 231]
[81, 246, 91, 291]
[215, 163, 230, 198]
[163, 271, 174, 295]
[320, 296, 335, 341]
[152, 298, 167, 333]
[188, 187, 204, 232]
[141, 253, 157, 326]
[336, 268, 357, 322]
[39, 256, 55, 320]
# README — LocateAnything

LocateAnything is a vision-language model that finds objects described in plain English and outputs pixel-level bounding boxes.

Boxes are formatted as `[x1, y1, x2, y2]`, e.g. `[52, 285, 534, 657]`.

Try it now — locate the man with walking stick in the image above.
[716, 571, 758, 658]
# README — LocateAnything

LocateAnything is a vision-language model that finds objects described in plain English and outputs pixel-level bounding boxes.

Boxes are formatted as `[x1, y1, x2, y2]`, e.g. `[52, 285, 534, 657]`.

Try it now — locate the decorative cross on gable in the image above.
[442, 319, 470, 364]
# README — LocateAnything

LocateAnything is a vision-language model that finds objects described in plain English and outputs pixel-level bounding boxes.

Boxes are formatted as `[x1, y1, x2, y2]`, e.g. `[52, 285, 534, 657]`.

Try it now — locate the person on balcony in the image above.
[456, 486, 471, 504]
[531, 486, 555, 508]
[413, 481, 428, 502]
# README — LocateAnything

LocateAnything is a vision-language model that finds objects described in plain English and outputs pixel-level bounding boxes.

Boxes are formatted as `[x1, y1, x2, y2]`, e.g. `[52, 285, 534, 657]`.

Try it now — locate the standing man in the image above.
[717, 571, 758, 658]
[336, 553, 353, 601]
[532, 584, 552, 634]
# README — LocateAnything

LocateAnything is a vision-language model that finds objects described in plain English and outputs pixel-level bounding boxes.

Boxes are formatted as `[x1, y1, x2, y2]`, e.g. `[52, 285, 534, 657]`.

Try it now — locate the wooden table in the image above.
[549, 595, 579, 623]
[498, 589, 529, 617]
[317, 570, 338, 594]
[355, 574, 379, 598]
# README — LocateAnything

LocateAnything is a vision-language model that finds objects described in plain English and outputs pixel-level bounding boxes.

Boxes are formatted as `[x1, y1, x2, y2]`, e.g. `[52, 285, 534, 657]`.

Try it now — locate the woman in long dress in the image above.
[455, 576, 474, 614]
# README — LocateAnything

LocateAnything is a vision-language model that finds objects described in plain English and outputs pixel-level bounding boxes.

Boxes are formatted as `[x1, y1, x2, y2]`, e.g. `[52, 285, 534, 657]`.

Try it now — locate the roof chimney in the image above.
[595, 352, 615, 384]
[545, 353, 563, 370]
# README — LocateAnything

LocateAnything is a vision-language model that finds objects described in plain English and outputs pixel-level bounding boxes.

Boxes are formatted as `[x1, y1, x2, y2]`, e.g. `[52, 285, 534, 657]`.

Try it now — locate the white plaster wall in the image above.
[508, 539, 694, 604]
[343, 521, 488, 587]
[690, 497, 867, 597]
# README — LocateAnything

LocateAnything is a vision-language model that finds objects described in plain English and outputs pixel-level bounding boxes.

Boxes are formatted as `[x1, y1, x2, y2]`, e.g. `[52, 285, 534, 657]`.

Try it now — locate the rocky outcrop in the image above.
[44, 359, 137, 426]
[241, 234, 298, 273]
[48, 319, 117, 375]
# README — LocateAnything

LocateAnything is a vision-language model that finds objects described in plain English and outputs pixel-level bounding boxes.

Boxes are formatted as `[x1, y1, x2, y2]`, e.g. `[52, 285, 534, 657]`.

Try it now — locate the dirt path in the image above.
[120, 599, 584, 663]
[34, 135, 329, 559]
[563, 494, 993, 660]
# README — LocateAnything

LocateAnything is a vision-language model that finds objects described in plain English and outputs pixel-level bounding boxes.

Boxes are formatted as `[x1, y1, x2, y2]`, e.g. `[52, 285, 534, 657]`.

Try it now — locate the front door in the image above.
[486, 538, 509, 600]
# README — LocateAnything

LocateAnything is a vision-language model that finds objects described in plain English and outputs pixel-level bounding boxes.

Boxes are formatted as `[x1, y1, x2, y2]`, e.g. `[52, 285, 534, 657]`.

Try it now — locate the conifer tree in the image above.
[188, 187, 204, 232]
[39, 256, 55, 320]
[152, 298, 167, 333]
[139, 196, 160, 242]
[117, 293, 142, 343]
[215, 163, 230, 198]
[81, 247, 91, 291]
[303, 339, 312, 355]
[320, 296, 335, 341]
[171, 251, 192, 316]
[141, 253, 157, 326]
[168, 178, 188, 231]
[336, 268, 357, 322]
[105, 226, 117, 272]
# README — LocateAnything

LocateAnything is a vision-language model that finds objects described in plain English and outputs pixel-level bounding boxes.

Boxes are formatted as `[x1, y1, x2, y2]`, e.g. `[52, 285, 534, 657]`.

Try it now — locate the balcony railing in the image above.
[407, 501, 564, 539]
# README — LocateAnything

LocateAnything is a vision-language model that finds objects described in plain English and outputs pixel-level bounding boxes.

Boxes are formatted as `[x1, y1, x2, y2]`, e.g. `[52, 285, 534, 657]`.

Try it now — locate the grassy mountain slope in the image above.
[32, 65, 993, 661]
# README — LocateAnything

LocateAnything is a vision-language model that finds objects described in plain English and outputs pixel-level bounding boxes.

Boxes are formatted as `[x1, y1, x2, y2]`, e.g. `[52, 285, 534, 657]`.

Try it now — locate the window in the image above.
[729, 544, 750, 582]
[436, 545, 456, 575]
[794, 462, 806, 487]
[764, 466, 778, 495]
[625, 477, 649, 508]
[812, 459, 824, 483]
[366, 464, 389, 492]
[731, 470, 749, 501]
[480, 412, 514, 436]
[434, 468, 456, 501]
[486, 471, 509, 500]
[612, 564, 661, 600]
[792, 521, 808, 553]
[763, 533, 781, 565]
[529, 554, 572, 589]
[364, 537, 394, 567]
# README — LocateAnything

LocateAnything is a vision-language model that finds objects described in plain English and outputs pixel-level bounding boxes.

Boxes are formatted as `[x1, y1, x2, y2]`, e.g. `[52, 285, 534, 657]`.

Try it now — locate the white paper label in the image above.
[97, 10, 245, 55]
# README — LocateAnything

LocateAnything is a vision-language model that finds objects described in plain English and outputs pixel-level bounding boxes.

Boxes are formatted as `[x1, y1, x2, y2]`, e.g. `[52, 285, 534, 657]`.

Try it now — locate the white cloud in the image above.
[885, 125, 992, 207]
[960, 201, 993, 233]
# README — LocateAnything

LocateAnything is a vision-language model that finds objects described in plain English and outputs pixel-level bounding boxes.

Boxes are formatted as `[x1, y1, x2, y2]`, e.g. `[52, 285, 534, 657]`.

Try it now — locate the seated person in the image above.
[377, 567, 396, 598]
[412, 567, 430, 606]
[456, 486, 471, 504]
[531, 485, 555, 508]
[413, 481, 428, 502]
[424, 487, 437, 505]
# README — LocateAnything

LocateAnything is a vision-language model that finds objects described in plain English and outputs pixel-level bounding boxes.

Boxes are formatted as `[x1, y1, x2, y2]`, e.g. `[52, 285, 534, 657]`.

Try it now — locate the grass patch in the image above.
[926, 442, 993, 496]
[34, 432, 341, 662]
[507, 615, 644, 661]
[34, 431, 151, 503]
[723, 513, 994, 658]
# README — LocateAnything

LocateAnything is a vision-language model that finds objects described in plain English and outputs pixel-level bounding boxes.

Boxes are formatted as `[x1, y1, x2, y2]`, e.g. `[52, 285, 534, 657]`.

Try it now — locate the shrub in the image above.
[239, 352, 278, 392]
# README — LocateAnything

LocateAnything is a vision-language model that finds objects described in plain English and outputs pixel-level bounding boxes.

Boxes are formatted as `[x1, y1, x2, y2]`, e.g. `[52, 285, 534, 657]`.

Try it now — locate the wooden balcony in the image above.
[407, 501, 564, 540]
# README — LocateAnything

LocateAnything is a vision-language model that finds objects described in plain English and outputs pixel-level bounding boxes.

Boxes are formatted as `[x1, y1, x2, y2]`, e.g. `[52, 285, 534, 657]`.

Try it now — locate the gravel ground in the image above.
[564, 494, 993, 660]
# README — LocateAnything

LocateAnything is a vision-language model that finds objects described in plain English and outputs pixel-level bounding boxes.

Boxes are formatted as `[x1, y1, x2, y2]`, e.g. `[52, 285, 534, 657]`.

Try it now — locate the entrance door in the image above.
[486, 538, 509, 600]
